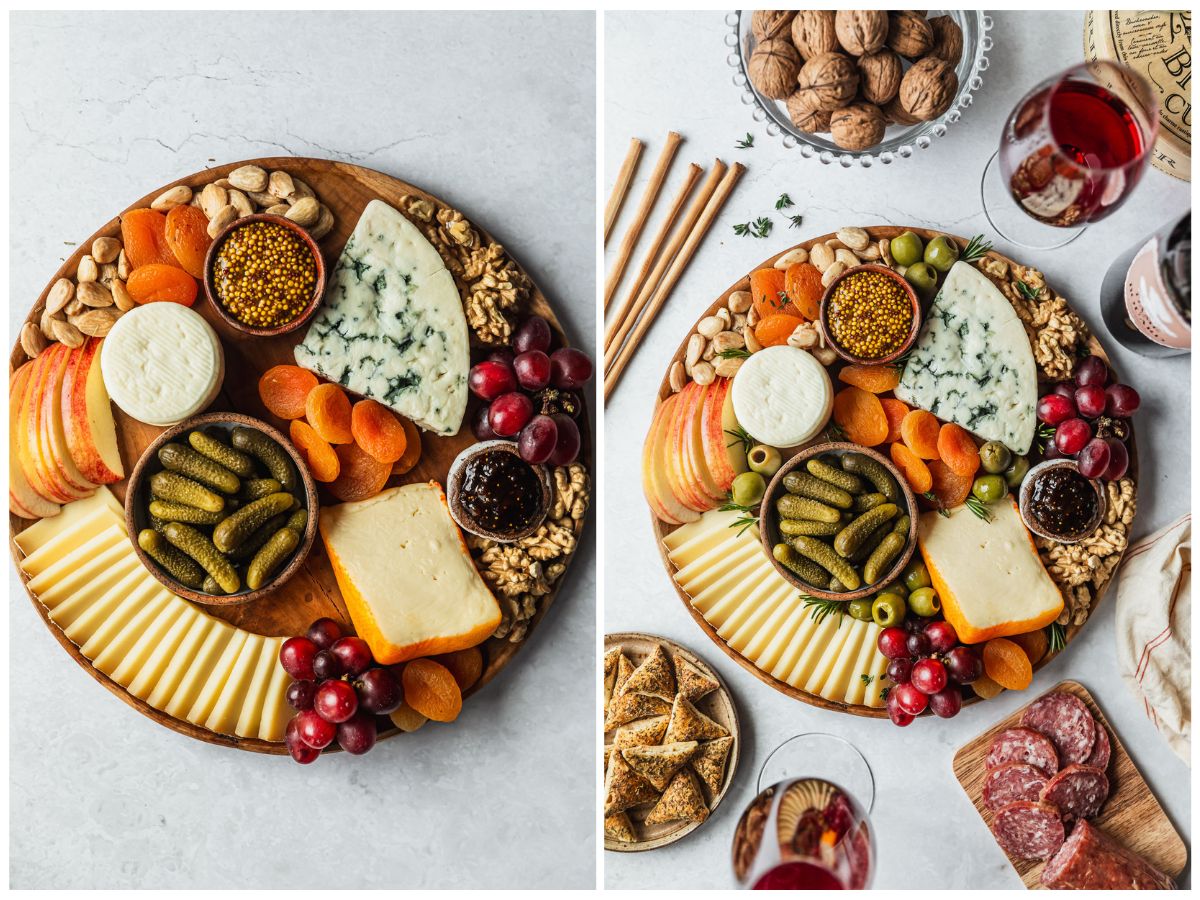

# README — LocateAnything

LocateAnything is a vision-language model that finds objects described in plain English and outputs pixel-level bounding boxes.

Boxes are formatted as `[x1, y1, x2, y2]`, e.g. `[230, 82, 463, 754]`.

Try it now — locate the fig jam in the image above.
[459, 449, 543, 536]
[1028, 466, 1099, 539]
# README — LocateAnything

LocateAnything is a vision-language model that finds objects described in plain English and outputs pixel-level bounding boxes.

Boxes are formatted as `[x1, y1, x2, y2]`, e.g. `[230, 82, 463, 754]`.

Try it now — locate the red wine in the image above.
[753, 861, 845, 890]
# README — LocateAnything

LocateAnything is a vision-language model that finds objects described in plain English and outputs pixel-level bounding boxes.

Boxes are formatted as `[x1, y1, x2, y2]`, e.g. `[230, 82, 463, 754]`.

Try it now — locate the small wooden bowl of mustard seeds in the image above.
[819, 264, 921, 366]
[203, 213, 326, 338]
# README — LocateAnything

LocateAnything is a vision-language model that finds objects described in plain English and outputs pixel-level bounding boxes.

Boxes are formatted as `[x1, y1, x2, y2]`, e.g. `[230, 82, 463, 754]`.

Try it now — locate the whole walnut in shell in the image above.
[786, 91, 832, 133]
[883, 94, 921, 126]
[858, 49, 903, 105]
[899, 56, 958, 120]
[751, 10, 795, 42]
[886, 11, 934, 59]
[834, 10, 888, 56]
[748, 39, 802, 100]
[830, 103, 886, 151]
[790, 10, 838, 60]
[928, 15, 964, 66]
[795, 52, 858, 112]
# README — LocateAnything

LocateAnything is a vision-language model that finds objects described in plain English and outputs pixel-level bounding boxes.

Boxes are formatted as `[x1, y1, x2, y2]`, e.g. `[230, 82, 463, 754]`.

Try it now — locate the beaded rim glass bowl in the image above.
[726, 11, 993, 167]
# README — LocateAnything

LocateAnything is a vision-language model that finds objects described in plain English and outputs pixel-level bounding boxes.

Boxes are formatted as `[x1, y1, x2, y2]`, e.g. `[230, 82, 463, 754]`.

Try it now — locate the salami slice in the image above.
[1084, 721, 1111, 771]
[1041, 819, 1174, 889]
[983, 762, 1049, 811]
[1021, 692, 1096, 765]
[991, 801, 1066, 860]
[985, 726, 1060, 776]
[1040, 763, 1109, 821]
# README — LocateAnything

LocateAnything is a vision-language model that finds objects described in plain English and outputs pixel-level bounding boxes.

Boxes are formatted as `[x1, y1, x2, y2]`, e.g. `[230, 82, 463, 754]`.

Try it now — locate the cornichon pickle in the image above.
[162, 522, 240, 594]
[775, 494, 841, 523]
[232, 427, 297, 492]
[150, 471, 224, 513]
[833, 503, 900, 557]
[240, 478, 283, 501]
[212, 492, 296, 553]
[158, 443, 240, 494]
[246, 526, 301, 590]
[788, 535, 861, 590]
[137, 528, 205, 589]
[854, 492, 887, 512]
[779, 517, 841, 537]
[284, 508, 308, 532]
[148, 499, 225, 526]
[828, 576, 846, 593]
[782, 471, 853, 509]
[864, 532, 906, 584]
[848, 520, 894, 564]
[806, 458, 866, 494]
[228, 512, 290, 561]
[891, 514, 911, 536]
[841, 453, 901, 503]
[202, 575, 227, 595]
[187, 430, 256, 477]
[772, 543, 831, 588]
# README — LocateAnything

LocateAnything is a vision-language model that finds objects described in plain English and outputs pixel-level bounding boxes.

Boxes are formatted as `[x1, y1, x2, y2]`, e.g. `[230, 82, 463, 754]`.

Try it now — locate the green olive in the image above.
[972, 474, 1008, 503]
[1004, 455, 1030, 489]
[731, 471, 766, 507]
[903, 558, 931, 592]
[978, 441, 1013, 474]
[924, 235, 960, 273]
[879, 580, 908, 598]
[904, 261, 938, 294]
[848, 598, 875, 622]
[747, 444, 782, 478]
[908, 586, 941, 617]
[889, 231, 924, 267]
[871, 592, 907, 628]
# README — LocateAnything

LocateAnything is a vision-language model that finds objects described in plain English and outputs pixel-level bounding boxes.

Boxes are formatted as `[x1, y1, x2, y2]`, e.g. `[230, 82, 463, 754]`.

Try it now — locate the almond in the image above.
[228, 189, 254, 218]
[285, 197, 320, 227]
[76, 255, 99, 283]
[70, 307, 118, 337]
[50, 317, 85, 348]
[151, 184, 192, 211]
[228, 165, 268, 193]
[20, 322, 47, 358]
[199, 183, 229, 219]
[268, 170, 295, 199]
[46, 278, 74, 314]
[309, 204, 335, 240]
[207, 205, 237, 238]
[110, 279, 135, 312]
[91, 236, 121, 264]
[76, 281, 113, 307]
[117, 249, 130, 279]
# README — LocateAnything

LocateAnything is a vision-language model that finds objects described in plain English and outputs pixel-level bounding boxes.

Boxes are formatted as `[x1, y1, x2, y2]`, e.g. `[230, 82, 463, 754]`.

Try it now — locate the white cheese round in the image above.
[101, 303, 224, 426]
[731, 345, 832, 448]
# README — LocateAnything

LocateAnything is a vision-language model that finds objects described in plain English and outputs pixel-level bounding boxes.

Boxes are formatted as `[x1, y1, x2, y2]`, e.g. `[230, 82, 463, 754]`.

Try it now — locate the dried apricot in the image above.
[924, 459, 973, 510]
[889, 442, 933, 494]
[289, 419, 340, 483]
[838, 364, 901, 394]
[832, 386, 888, 446]
[937, 423, 981, 478]
[389, 700, 427, 732]
[880, 398, 910, 444]
[971, 672, 1006, 700]
[755, 313, 805, 347]
[163, 205, 213, 278]
[1009, 629, 1048, 667]
[401, 658, 463, 722]
[120, 208, 179, 269]
[749, 268, 796, 319]
[305, 383, 353, 444]
[391, 417, 423, 476]
[433, 646, 484, 692]
[126, 264, 198, 306]
[982, 637, 1033, 690]
[899, 409, 941, 460]
[327, 442, 391, 502]
[784, 262, 824, 320]
[258, 365, 318, 420]
[351, 399, 407, 464]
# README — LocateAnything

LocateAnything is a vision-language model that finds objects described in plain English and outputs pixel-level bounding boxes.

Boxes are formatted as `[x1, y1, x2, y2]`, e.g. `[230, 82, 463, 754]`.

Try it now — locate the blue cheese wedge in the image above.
[294, 200, 468, 436]
[894, 261, 1038, 455]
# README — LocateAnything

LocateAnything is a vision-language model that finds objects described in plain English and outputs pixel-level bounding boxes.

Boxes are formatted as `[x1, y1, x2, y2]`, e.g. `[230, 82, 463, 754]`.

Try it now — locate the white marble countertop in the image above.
[604, 10, 1190, 890]
[9, 11, 596, 890]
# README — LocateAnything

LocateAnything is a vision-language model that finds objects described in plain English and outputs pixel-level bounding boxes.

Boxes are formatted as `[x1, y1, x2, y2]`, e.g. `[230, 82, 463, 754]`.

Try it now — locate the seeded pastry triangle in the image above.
[644, 769, 709, 826]
[605, 691, 671, 731]
[612, 714, 670, 750]
[674, 653, 719, 702]
[613, 654, 635, 697]
[604, 811, 637, 843]
[691, 736, 734, 796]
[618, 644, 676, 702]
[604, 748, 660, 815]
[664, 695, 730, 743]
[604, 648, 622, 714]
[622, 740, 699, 791]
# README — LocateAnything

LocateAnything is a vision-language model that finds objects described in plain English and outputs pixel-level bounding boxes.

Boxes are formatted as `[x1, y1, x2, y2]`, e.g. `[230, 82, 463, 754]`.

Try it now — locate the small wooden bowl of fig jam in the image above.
[1018, 460, 1106, 544]
[447, 440, 552, 543]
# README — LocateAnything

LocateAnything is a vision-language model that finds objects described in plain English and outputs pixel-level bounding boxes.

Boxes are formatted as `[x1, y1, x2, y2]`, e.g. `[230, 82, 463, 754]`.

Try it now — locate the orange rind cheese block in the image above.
[318, 481, 500, 664]
[916, 498, 1063, 645]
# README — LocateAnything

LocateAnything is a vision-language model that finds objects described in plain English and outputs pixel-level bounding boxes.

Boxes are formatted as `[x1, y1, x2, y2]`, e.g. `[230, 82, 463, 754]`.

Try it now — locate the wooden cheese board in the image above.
[648, 227, 1138, 718]
[9, 157, 591, 754]
[952, 680, 1187, 888]
[604, 631, 741, 852]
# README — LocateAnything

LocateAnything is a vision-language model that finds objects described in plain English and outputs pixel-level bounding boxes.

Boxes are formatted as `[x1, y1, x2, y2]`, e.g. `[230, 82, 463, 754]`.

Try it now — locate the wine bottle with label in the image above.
[1099, 213, 1190, 357]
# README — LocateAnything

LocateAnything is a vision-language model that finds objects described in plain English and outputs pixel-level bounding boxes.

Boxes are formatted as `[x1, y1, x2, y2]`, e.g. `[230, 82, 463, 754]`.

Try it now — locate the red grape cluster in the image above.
[877, 618, 982, 726]
[1036, 357, 1138, 481]
[279, 618, 404, 763]
[468, 315, 593, 466]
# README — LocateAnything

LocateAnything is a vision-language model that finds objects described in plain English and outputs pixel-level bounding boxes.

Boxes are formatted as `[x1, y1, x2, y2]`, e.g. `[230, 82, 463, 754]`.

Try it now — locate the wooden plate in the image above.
[651, 227, 1138, 717]
[9, 157, 591, 753]
[952, 680, 1186, 888]
[604, 632, 741, 852]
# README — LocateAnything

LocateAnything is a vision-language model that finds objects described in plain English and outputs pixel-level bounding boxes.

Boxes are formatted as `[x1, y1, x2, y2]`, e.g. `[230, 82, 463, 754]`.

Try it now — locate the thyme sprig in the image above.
[776, 193, 794, 210]
[736, 132, 755, 149]
[1016, 279, 1042, 301]
[788, 214, 805, 229]
[732, 216, 773, 239]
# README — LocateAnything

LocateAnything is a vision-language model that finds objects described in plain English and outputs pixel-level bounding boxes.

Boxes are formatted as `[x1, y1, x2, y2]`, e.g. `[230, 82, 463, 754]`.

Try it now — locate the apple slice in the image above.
[41, 343, 98, 494]
[20, 351, 75, 502]
[642, 395, 700, 525]
[687, 382, 726, 503]
[32, 345, 91, 501]
[667, 382, 714, 512]
[9, 363, 61, 518]
[61, 338, 124, 484]
[701, 376, 748, 492]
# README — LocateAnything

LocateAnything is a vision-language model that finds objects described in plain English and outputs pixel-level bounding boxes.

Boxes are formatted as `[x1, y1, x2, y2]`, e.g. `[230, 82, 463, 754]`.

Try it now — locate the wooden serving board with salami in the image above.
[952, 680, 1186, 889]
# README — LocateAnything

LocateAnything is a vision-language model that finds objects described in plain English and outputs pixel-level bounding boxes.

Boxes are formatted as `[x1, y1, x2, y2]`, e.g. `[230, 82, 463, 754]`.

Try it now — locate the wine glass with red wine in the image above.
[980, 60, 1159, 250]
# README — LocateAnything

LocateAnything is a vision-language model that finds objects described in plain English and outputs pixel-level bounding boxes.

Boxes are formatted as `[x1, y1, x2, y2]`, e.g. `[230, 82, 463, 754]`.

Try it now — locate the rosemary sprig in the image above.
[923, 491, 951, 518]
[776, 192, 794, 210]
[719, 499, 760, 537]
[803, 595, 845, 625]
[1016, 279, 1042, 301]
[736, 132, 754, 149]
[725, 425, 754, 454]
[964, 496, 994, 522]
[716, 347, 752, 360]
[1047, 621, 1067, 653]
[788, 214, 804, 229]
[1034, 422, 1056, 454]
[960, 233, 993, 263]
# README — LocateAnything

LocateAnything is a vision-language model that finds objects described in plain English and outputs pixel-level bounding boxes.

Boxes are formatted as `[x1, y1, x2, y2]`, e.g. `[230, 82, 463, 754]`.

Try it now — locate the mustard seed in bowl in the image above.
[211, 220, 318, 329]
[825, 269, 914, 361]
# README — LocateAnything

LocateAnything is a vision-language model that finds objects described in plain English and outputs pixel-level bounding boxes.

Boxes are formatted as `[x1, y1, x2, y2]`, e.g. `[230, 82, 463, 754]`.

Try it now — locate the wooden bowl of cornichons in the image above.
[760, 441, 918, 602]
[124, 411, 319, 606]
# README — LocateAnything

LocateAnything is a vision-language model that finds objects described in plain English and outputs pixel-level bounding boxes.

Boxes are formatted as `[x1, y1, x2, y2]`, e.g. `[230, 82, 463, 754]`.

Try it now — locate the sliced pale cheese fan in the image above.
[14, 489, 291, 741]
[731, 346, 832, 448]
[918, 498, 1063, 645]
[666, 509, 891, 708]
[319, 481, 500, 665]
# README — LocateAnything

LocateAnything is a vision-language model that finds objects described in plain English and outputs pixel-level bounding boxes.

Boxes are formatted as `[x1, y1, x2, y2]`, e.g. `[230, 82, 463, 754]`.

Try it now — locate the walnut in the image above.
[751, 10, 794, 42]
[790, 10, 838, 60]
[551, 463, 590, 523]
[785, 90, 832, 133]
[748, 39, 802, 100]
[795, 52, 858, 112]
[882, 94, 921, 126]
[830, 102, 886, 151]
[928, 15, 964, 66]
[857, 49, 903, 105]
[899, 56, 957, 120]
[465, 245, 529, 345]
[834, 10, 887, 56]
[398, 194, 436, 222]
[886, 11, 934, 58]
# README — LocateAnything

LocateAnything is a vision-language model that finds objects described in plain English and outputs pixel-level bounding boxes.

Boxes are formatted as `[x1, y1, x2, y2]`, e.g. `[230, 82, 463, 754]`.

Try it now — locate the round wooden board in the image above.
[10, 157, 591, 753]
[650, 227, 1138, 718]
[604, 631, 741, 852]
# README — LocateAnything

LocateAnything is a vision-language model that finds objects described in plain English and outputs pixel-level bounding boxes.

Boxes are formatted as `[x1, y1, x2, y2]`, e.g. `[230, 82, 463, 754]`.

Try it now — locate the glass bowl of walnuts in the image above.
[727, 10, 992, 166]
